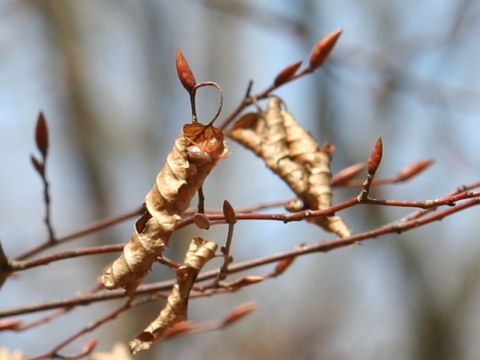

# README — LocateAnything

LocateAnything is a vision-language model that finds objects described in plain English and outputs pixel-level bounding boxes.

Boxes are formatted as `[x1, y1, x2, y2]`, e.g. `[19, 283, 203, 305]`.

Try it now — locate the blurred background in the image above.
[1, 0, 480, 359]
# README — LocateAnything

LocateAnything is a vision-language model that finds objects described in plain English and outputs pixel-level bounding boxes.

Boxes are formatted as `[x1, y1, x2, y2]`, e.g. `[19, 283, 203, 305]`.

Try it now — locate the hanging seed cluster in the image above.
[102, 123, 228, 296]
[229, 96, 351, 238]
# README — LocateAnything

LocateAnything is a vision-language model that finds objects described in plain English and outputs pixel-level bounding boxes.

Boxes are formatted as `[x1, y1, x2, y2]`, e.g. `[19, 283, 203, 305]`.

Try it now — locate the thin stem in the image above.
[3, 196, 479, 319]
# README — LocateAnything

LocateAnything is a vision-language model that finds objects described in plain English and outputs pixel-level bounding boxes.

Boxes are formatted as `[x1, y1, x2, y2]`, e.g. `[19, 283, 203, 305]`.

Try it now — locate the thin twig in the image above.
[2, 195, 479, 319]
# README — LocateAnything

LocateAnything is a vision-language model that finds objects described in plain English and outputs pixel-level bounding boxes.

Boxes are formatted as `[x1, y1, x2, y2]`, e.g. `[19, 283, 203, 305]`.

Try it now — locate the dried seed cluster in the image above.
[102, 123, 228, 296]
[229, 96, 351, 237]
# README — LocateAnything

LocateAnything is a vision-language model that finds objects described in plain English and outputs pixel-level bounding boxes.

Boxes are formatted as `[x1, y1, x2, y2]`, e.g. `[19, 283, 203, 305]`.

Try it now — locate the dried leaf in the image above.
[129, 238, 218, 353]
[222, 302, 258, 326]
[230, 96, 351, 237]
[0, 348, 25, 360]
[30, 155, 44, 175]
[274, 60, 302, 86]
[309, 28, 343, 69]
[91, 343, 132, 360]
[102, 124, 228, 295]
[193, 212, 210, 229]
[222, 200, 237, 224]
[367, 137, 383, 175]
[35, 112, 49, 157]
[331, 162, 365, 186]
[396, 159, 435, 181]
[231, 112, 258, 130]
[176, 50, 196, 92]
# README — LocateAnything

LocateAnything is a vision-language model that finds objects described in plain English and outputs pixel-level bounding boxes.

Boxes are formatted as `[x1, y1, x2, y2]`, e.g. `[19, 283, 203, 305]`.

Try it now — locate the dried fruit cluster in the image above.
[229, 96, 351, 237]
[102, 123, 228, 296]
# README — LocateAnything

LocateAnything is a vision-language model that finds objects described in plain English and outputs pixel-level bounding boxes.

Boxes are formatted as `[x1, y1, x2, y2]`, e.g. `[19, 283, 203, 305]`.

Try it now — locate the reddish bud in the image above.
[396, 159, 435, 181]
[367, 137, 383, 175]
[164, 321, 193, 338]
[82, 338, 99, 353]
[331, 162, 365, 186]
[35, 112, 49, 157]
[309, 28, 343, 69]
[227, 275, 263, 290]
[0, 318, 22, 330]
[223, 200, 237, 224]
[193, 212, 210, 229]
[274, 60, 303, 86]
[176, 50, 196, 92]
[222, 302, 258, 326]
[30, 155, 44, 175]
[274, 257, 295, 275]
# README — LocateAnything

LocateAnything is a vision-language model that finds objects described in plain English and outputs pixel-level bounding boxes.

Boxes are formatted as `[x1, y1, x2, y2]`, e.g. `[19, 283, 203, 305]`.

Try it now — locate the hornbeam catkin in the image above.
[281, 106, 351, 238]
[102, 123, 228, 295]
[130, 237, 217, 353]
[229, 96, 350, 238]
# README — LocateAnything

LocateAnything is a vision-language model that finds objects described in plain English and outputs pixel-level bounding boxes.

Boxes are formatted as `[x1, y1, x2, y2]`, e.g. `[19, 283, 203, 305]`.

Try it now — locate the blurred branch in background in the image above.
[1, 0, 480, 359]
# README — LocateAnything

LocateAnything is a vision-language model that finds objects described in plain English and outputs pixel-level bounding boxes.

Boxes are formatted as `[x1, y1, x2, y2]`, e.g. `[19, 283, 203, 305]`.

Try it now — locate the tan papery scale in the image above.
[102, 124, 228, 296]
[129, 237, 218, 353]
[229, 96, 350, 238]
[282, 106, 351, 237]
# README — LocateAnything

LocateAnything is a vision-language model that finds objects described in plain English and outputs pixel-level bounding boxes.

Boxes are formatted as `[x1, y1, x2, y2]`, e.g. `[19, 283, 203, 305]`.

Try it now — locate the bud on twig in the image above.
[223, 200, 237, 224]
[222, 302, 258, 326]
[30, 155, 44, 175]
[396, 159, 435, 182]
[82, 338, 99, 353]
[193, 213, 210, 230]
[309, 28, 343, 70]
[35, 112, 49, 158]
[176, 50, 196, 92]
[274, 60, 303, 86]
[274, 257, 295, 276]
[331, 162, 365, 186]
[367, 137, 383, 175]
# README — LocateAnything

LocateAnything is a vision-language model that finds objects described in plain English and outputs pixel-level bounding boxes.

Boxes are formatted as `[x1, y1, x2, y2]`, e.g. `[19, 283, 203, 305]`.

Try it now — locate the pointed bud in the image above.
[274, 60, 302, 86]
[193, 212, 210, 229]
[274, 257, 295, 275]
[82, 338, 99, 353]
[309, 28, 343, 69]
[222, 302, 258, 326]
[164, 321, 193, 339]
[31, 155, 44, 175]
[396, 159, 435, 181]
[0, 319, 22, 331]
[35, 112, 49, 157]
[367, 137, 383, 175]
[331, 163, 365, 186]
[223, 200, 237, 224]
[176, 50, 196, 92]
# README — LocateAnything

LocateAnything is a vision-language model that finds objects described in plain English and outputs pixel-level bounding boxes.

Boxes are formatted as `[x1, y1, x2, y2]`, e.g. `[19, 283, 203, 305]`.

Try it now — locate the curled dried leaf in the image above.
[396, 159, 435, 181]
[331, 162, 365, 186]
[129, 238, 218, 353]
[35, 112, 49, 157]
[367, 137, 383, 175]
[274, 60, 302, 86]
[223, 200, 237, 224]
[102, 124, 228, 295]
[309, 28, 343, 69]
[222, 302, 258, 326]
[176, 50, 196, 92]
